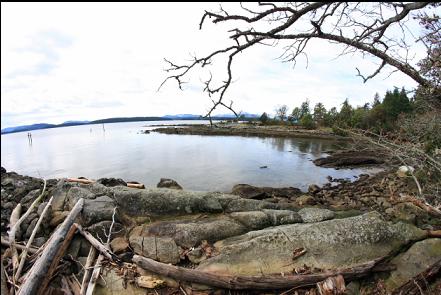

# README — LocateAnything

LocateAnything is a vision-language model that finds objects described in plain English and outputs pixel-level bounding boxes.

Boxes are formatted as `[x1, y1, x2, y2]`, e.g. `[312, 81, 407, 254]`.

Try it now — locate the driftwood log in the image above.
[133, 255, 384, 290]
[37, 224, 78, 295]
[15, 196, 54, 281]
[17, 198, 84, 295]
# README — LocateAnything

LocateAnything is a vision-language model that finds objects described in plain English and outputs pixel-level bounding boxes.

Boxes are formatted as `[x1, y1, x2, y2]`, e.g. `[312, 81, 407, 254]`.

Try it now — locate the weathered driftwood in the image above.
[80, 247, 97, 295]
[1, 238, 38, 254]
[17, 198, 84, 295]
[15, 197, 54, 281]
[8, 203, 22, 275]
[85, 255, 104, 295]
[66, 178, 94, 184]
[133, 255, 384, 290]
[75, 224, 122, 265]
[37, 224, 78, 295]
[66, 177, 145, 189]
[127, 182, 145, 189]
[392, 259, 441, 295]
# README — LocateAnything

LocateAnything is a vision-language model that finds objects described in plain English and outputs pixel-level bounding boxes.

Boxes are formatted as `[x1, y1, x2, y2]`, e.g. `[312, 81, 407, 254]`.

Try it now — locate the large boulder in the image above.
[384, 238, 441, 292]
[82, 195, 118, 226]
[197, 212, 426, 275]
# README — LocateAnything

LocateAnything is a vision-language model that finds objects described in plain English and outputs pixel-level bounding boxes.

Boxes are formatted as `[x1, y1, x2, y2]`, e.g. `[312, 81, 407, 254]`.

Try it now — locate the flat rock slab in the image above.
[197, 212, 426, 276]
[385, 238, 441, 292]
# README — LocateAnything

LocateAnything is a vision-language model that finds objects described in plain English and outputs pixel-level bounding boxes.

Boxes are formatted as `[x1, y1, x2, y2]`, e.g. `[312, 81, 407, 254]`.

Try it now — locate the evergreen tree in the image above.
[337, 99, 354, 126]
[259, 112, 269, 124]
[290, 107, 301, 124]
[299, 99, 310, 119]
[313, 102, 327, 126]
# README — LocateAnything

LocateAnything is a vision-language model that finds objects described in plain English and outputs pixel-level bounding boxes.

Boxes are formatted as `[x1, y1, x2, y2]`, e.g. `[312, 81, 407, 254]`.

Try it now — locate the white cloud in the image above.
[1, 2, 429, 128]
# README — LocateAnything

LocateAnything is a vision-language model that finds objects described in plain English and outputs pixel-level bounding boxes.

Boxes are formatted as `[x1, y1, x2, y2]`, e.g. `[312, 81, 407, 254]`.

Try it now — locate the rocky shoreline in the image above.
[1, 165, 440, 294]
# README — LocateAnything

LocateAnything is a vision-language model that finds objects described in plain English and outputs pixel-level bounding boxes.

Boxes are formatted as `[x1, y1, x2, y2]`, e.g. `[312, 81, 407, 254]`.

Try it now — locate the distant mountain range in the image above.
[1, 113, 259, 134]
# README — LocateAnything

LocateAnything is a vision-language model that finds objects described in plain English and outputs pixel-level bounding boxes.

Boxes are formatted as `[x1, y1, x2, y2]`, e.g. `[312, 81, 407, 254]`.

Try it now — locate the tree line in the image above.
[261, 87, 414, 133]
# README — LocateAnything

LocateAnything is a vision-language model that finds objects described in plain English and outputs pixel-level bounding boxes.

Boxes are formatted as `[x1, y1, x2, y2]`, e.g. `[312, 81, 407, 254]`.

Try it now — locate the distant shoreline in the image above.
[1, 115, 256, 135]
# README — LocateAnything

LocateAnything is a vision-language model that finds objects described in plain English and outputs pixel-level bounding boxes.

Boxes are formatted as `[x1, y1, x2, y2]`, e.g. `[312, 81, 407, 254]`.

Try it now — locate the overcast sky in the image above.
[1, 2, 431, 128]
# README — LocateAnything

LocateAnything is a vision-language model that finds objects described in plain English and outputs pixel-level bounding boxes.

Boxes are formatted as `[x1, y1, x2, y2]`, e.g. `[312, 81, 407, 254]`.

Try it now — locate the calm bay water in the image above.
[1, 121, 380, 192]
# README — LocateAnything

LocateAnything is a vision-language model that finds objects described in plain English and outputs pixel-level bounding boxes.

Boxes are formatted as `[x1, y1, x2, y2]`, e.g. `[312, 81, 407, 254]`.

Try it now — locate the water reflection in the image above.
[267, 137, 346, 157]
[1, 121, 379, 192]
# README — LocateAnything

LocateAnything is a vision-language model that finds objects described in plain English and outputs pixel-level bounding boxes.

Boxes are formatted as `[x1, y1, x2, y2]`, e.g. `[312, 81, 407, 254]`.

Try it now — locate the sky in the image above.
[1, 2, 433, 128]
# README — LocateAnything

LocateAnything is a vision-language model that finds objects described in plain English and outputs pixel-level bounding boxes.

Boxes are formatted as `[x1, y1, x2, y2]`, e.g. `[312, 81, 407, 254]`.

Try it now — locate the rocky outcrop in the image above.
[157, 178, 183, 190]
[197, 212, 426, 275]
[231, 184, 302, 200]
[129, 210, 303, 251]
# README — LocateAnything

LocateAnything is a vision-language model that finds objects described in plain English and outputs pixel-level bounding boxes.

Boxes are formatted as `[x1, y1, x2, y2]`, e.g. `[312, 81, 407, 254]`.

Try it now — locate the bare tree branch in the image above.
[160, 2, 434, 122]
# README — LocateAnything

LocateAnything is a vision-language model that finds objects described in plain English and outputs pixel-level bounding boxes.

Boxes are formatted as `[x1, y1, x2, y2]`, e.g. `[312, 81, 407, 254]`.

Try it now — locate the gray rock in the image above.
[82, 196, 117, 226]
[129, 235, 180, 264]
[110, 237, 129, 253]
[197, 212, 426, 275]
[65, 187, 95, 210]
[298, 207, 335, 223]
[51, 180, 73, 211]
[157, 178, 183, 190]
[385, 238, 441, 292]
[23, 218, 38, 239]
